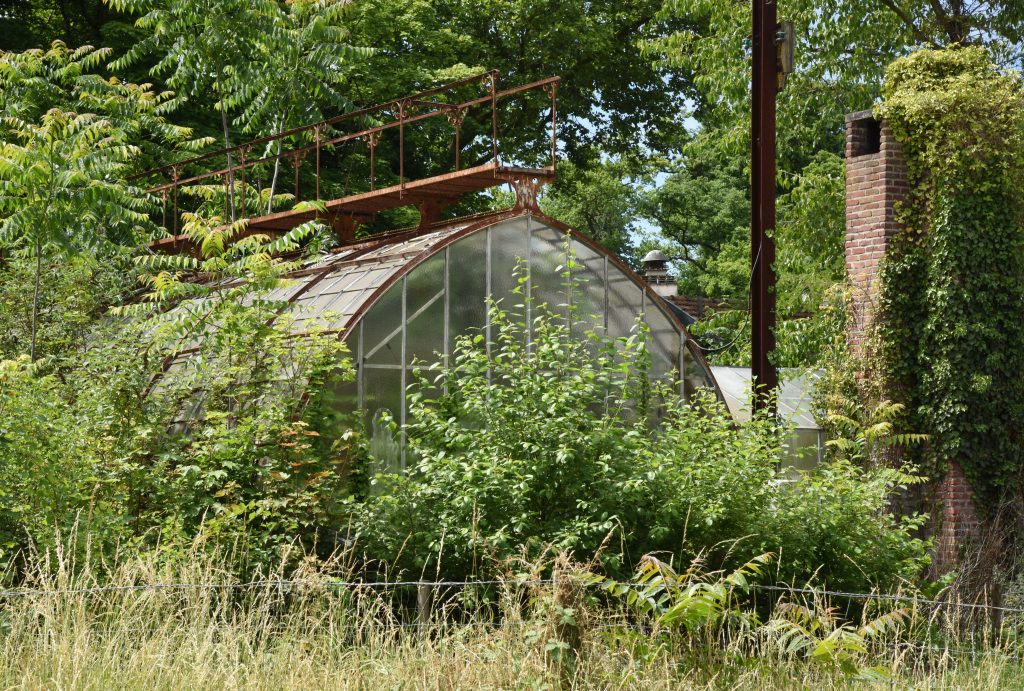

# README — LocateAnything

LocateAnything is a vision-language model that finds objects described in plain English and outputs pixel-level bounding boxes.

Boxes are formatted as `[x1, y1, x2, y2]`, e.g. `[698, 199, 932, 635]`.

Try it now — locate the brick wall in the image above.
[844, 110, 979, 572]
[933, 461, 981, 572]
[844, 110, 909, 354]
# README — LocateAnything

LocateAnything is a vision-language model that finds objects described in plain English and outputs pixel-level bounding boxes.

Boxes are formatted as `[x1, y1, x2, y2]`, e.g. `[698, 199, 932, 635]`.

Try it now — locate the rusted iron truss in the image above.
[133, 71, 561, 253]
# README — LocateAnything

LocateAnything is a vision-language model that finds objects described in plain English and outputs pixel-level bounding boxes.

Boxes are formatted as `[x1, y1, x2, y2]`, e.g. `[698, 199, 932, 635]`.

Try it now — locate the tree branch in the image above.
[875, 0, 931, 43]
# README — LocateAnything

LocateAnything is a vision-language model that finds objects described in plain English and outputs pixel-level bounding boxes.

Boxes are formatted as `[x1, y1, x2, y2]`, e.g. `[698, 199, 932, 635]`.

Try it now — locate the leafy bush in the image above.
[343, 297, 929, 590]
[0, 216, 361, 573]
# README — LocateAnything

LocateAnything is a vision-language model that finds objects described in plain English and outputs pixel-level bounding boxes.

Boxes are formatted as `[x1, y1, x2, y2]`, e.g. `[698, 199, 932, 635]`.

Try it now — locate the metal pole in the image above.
[490, 72, 498, 165]
[315, 125, 322, 201]
[751, 0, 778, 416]
[399, 100, 407, 197]
[550, 82, 557, 170]
[369, 132, 377, 191]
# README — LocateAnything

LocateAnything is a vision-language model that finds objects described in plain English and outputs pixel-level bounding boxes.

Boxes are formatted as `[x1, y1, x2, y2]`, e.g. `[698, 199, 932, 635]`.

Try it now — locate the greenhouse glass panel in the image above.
[529, 225, 569, 320]
[572, 244, 606, 341]
[447, 230, 487, 351]
[607, 268, 643, 342]
[489, 218, 531, 323]
[361, 282, 403, 357]
[158, 209, 724, 463]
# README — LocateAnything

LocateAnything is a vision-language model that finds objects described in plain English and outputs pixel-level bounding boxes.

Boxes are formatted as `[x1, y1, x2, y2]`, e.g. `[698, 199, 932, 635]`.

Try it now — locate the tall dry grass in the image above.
[0, 541, 1021, 690]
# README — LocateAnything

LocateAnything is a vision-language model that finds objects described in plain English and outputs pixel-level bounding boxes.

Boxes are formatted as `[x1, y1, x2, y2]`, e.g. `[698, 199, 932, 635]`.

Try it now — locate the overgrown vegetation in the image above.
[5, 0, 1024, 684]
[340, 294, 928, 590]
[0, 543, 1019, 690]
[875, 46, 1024, 507]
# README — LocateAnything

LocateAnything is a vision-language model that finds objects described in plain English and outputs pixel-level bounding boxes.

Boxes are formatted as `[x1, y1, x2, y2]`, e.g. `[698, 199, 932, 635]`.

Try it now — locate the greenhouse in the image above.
[173, 207, 721, 467]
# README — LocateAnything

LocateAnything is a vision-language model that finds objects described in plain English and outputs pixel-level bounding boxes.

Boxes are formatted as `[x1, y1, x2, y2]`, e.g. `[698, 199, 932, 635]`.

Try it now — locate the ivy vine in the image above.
[874, 46, 1024, 508]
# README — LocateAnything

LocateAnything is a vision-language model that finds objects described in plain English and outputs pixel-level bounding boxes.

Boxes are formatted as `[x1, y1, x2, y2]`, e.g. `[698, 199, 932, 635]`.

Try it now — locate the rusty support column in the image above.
[315, 125, 322, 201]
[546, 82, 558, 170]
[238, 146, 247, 216]
[751, 0, 778, 415]
[415, 198, 451, 229]
[331, 214, 357, 243]
[449, 107, 464, 171]
[399, 100, 408, 197]
[368, 132, 378, 191]
[490, 72, 499, 165]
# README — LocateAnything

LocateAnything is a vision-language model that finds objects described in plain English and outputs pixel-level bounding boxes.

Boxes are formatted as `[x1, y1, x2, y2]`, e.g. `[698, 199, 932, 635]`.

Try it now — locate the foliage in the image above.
[825, 400, 928, 465]
[0, 358, 90, 558]
[0, 253, 131, 364]
[0, 41, 208, 168]
[0, 40, 208, 362]
[644, 161, 749, 298]
[0, 206, 359, 569]
[539, 159, 645, 264]
[343, 295, 928, 590]
[592, 553, 773, 634]
[677, 153, 846, 368]
[109, 213, 358, 563]
[342, 0, 701, 164]
[0, 108, 149, 359]
[593, 552, 910, 682]
[875, 46, 1024, 506]
[1, 547, 1020, 690]
[649, 0, 1024, 170]
[765, 600, 908, 682]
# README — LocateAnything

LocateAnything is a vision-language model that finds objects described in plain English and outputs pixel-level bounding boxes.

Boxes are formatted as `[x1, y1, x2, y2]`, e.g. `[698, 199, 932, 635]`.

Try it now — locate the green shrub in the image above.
[344, 298, 930, 589]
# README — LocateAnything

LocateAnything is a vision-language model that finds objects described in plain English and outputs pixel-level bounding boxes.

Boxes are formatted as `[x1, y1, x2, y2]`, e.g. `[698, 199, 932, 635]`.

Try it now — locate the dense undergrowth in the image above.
[0, 230, 930, 592]
[0, 543, 1019, 690]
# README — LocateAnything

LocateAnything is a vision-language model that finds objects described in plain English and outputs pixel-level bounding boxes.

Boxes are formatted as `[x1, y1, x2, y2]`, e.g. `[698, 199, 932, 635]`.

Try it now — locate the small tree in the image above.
[235, 0, 371, 212]
[0, 109, 148, 360]
[109, 0, 368, 218]
[0, 41, 209, 362]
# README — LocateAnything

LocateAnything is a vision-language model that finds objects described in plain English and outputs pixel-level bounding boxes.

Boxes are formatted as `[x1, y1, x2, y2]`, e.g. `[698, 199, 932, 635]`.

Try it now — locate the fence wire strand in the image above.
[0, 578, 1022, 616]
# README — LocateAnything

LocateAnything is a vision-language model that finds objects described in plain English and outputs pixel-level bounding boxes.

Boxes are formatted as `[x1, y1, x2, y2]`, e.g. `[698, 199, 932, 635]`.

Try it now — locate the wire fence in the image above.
[4, 576, 1024, 667]
[0, 577, 1021, 617]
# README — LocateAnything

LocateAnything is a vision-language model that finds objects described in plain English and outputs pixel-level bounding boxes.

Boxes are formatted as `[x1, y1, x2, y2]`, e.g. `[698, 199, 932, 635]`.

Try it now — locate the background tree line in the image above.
[3, 0, 1022, 366]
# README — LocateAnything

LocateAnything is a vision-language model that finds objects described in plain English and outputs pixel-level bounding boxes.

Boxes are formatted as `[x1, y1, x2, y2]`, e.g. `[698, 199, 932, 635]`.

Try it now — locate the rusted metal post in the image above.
[293, 153, 302, 201]
[399, 100, 408, 197]
[548, 82, 558, 170]
[368, 132, 377, 191]
[490, 72, 498, 164]
[454, 107, 462, 171]
[315, 125, 322, 201]
[751, 0, 778, 415]
[171, 166, 179, 234]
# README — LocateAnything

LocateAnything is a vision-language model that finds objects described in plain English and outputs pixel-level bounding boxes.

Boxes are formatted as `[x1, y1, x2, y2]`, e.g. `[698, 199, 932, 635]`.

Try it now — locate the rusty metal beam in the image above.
[145, 164, 554, 253]
[139, 76, 562, 197]
[130, 70, 504, 181]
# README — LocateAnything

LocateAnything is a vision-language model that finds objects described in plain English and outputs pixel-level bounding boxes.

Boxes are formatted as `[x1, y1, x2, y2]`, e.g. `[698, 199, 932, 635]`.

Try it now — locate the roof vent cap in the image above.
[642, 249, 669, 265]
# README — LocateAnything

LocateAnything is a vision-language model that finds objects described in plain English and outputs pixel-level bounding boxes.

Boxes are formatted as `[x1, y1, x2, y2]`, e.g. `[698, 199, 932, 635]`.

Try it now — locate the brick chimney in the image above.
[844, 110, 908, 353]
[844, 110, 980, 573]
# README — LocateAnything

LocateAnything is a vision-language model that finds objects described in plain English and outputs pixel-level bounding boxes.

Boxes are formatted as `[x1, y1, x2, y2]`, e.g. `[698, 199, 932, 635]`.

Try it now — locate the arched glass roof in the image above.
[164, 210, 722, 465]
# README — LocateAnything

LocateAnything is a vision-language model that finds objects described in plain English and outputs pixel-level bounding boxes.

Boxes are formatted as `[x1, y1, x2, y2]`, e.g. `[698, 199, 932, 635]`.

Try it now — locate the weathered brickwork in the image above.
[933, 461, 981, 571]
[844, 110, 909, 354]
[844, 110, 979, 572]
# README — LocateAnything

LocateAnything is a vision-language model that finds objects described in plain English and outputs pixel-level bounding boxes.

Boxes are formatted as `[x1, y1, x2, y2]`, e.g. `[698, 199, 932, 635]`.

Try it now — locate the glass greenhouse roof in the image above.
[164, 209, 723, 466]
